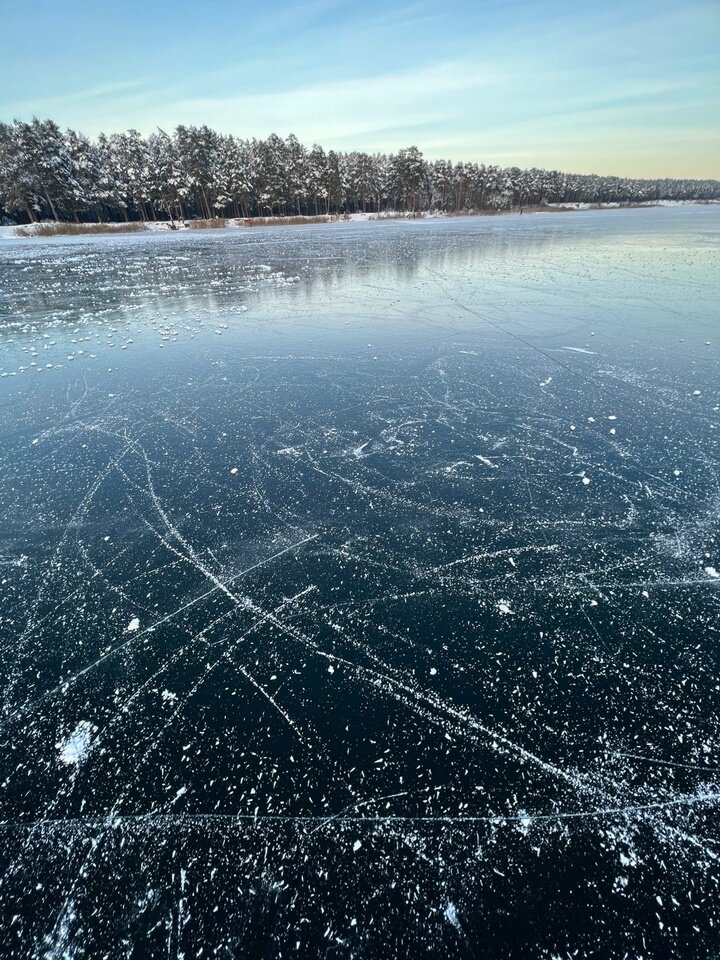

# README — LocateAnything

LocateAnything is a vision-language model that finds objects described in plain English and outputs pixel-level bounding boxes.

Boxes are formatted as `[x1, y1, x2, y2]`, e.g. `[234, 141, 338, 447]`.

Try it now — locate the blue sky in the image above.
[1, 0, 718, 177]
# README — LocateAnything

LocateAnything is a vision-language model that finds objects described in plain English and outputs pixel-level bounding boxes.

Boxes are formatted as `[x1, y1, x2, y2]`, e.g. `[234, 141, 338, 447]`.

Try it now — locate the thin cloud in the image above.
[4, 79, 151, 117]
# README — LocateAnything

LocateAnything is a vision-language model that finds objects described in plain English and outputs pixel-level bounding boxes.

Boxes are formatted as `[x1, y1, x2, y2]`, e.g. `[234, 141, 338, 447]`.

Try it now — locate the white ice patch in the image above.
[497, 600, 514, 615]
[170, 786, 188, 806]
[58, 720, 94, 767]
[705, 566, 719, 579]
[517, 811, 533, 834]
[126, 617, 140, 633]
[444, 902, 462, 932]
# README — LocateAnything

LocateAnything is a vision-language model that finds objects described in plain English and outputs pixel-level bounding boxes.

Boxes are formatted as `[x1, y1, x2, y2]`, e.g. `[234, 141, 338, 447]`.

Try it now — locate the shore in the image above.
[1, 199, 717, 239]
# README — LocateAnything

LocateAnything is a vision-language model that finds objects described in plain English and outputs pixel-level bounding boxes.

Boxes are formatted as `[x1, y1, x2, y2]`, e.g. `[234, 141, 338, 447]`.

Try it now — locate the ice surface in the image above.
[0, 208, 719, 957]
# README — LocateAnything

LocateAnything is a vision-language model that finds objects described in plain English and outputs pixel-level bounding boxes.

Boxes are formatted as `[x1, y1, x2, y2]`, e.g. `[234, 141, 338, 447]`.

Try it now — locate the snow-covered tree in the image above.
[0, 117, 718, 224]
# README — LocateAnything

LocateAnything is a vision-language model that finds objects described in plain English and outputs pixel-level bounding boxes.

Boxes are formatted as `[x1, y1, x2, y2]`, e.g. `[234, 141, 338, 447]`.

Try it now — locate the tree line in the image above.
[1, 117, 718, 225]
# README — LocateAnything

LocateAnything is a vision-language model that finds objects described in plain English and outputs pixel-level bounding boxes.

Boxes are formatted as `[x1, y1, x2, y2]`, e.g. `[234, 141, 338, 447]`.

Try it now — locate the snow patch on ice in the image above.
[444, 902, 462, 932]
[58, 721, 94, 767]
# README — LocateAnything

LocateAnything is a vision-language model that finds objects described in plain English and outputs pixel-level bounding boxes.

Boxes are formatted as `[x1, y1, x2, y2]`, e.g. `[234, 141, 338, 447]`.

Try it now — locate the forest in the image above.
[1, 118, 719, 225]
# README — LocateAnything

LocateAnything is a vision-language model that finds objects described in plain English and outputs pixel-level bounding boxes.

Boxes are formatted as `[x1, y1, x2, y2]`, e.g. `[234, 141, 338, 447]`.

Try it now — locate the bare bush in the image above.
[15, 221, 148, 238]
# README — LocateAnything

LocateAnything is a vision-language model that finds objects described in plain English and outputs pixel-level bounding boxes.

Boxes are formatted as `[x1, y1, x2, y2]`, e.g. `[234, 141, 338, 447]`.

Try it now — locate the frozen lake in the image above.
[0, 207, 719, 958]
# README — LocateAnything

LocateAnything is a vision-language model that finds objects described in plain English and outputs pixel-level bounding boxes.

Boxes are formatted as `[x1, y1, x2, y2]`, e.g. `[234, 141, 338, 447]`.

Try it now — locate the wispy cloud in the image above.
[4, 79, 151, 117]
[119, 59, 504, 142]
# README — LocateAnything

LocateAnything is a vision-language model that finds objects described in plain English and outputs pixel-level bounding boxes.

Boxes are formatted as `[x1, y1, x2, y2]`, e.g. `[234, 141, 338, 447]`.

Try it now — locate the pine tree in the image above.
[0, 121, 41, 222]
[0, 117, 718, 224]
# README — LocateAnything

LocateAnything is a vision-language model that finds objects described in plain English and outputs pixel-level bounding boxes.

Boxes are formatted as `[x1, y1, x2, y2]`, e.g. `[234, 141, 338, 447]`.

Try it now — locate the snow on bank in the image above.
[2, 200, 718, 240]
[551, 199, 720, 210]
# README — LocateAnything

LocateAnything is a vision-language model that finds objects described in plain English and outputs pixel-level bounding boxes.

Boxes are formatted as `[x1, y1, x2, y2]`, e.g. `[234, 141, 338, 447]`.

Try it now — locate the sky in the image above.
[1, 0, 718, 178]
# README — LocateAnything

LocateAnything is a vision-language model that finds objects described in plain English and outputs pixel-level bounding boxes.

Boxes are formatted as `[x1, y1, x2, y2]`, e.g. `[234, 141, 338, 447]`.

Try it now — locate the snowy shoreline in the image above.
[1, 199, 717, 240]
